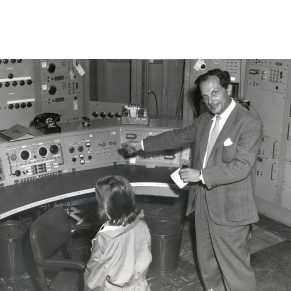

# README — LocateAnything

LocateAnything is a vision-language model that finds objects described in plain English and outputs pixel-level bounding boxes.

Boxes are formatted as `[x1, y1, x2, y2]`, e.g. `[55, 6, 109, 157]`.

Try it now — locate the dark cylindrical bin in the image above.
[148, 219, 183, 274]
[0, 220, 32, 277]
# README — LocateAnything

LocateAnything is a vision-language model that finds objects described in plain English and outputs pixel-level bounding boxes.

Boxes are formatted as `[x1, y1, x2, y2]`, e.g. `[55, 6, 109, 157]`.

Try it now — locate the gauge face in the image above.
[39, 147, 48, 157]
[20, 150, 30, 161]
[10, 154, 17, 161]
[50, 145, 59, 155]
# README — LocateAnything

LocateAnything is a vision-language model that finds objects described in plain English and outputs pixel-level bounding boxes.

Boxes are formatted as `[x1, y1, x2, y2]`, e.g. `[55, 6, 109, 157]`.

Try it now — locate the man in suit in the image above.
[122, 69, 263, 291]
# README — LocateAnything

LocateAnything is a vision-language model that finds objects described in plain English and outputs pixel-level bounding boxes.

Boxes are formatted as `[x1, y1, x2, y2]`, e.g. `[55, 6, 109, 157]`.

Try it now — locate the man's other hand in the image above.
[121, 141, 142, 154]
[179, 168, 200, 183]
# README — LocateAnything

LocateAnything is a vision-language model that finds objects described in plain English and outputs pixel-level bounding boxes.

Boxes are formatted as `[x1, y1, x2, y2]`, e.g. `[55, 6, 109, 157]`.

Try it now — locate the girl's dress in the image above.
[84, 212, 152, 290]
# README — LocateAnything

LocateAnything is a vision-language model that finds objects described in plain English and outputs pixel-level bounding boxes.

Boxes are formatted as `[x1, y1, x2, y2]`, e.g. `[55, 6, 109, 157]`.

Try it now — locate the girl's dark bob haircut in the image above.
[95, 175, 138, 226]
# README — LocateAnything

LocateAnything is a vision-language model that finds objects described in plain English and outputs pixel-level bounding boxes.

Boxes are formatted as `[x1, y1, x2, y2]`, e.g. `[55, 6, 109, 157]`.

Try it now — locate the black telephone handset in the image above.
[34, 113, 61, 134]
[34, 113, 61, 129]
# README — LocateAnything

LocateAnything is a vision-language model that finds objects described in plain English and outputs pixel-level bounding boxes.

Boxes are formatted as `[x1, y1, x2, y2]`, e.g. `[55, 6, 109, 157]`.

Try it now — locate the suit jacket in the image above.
[143, 103, 263, 226]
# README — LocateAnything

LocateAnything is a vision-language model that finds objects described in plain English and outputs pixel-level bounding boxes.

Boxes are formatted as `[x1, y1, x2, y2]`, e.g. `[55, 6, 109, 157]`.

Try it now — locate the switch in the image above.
[8, 73, 13, 79]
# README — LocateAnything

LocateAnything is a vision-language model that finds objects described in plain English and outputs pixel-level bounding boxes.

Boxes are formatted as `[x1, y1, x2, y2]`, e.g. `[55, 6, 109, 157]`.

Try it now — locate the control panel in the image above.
[2, 136, 65, 186]
[0, 59, 35, 130]
[35, 60, 85, 123]
[246, 60, 288, 93]
[63, 127, 120, 171]
[120, 127, 187, 167]
[87, 101, 123, 120]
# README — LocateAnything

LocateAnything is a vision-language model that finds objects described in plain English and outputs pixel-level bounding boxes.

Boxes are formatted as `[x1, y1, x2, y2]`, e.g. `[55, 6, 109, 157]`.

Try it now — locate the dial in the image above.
[27, 80, 32, 85]
[19, 80, 25, 86]
[50, 145, 59, 154]
[12, 81, 17, 86]
[69, 147, 75, 153]
[39, 147, 48, 157]
[20, 150, 30, 160]
[78, 146, 84, 152]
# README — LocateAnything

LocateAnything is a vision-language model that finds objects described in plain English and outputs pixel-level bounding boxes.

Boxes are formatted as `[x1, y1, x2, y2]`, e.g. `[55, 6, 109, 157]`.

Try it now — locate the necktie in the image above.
[205, 115, 221, 165]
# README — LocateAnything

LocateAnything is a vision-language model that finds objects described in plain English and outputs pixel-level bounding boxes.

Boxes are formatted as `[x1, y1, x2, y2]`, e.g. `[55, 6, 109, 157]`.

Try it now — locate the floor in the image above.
[1, 193, 291, 291]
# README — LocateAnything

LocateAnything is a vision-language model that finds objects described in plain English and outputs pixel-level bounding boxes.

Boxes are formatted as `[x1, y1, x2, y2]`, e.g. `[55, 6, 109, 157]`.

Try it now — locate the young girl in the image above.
[84, 175, 152, 291]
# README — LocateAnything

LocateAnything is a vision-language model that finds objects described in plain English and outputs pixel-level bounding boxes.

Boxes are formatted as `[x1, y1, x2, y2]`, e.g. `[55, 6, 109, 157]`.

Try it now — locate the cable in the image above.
[148, 91, 158, 115]
[175, 60, 186, 119]
[175, 84, 184, 118]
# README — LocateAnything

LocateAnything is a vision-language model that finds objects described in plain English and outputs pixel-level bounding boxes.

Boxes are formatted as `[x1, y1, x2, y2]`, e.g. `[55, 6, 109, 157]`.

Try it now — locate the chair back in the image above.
[30, 207, 71, 262]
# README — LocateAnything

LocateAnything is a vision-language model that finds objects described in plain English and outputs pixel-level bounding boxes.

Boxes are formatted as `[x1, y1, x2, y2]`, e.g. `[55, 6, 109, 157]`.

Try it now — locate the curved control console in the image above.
[0, 118, 191, 219]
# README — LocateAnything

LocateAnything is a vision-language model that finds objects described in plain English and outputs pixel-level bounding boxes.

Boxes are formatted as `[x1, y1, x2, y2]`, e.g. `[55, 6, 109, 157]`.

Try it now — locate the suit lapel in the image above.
[200, 114, 213, 162]
[212, 103, 239, 153]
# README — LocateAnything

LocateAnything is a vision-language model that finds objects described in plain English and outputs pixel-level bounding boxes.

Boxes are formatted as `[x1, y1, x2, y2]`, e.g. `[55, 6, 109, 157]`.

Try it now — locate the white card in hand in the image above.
[171, 168, 188, 189]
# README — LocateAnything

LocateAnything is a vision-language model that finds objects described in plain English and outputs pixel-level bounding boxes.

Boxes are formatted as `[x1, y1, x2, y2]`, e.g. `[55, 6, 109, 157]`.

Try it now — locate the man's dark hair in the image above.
[195, 69, 231, 90]
[95, 175, 138, 226]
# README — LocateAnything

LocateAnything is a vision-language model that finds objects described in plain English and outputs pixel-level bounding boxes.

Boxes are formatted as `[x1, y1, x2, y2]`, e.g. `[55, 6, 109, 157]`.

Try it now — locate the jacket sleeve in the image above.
[202, 117, 263, 189]
[84, 239, 107, 291]
[143, 121, 198, 152]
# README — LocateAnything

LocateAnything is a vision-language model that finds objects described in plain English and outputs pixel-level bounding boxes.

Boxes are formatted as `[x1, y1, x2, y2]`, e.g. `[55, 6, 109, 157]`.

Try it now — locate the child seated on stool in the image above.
[84, 175, 152, 291]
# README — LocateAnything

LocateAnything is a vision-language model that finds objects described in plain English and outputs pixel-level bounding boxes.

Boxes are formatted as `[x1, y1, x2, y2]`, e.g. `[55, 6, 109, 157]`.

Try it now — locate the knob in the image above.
[8, 104, 14, 110]
[47, 63, 56, 73]
[0, 83, 2, 88]
[11, 59, 16, 64]
[27, 79, 32, 85]
[78, 146, 84, 152]
[92, 111, 98, 118]
[86, 142, 91, 147]
[21, 103, 26, 108]
[3, 59, 8, 64]
[100, 112, 106, 118]
[79, 153, 84, 159]
[200, 63, 206, 70]
[88, 155, 92, 160]
[50, 145, 59, 154]
[14, 103, 20, 109]
[8, 73, 13, 79]
[69, 147, 75, 153]
[5, 82, 10, 87]
[0, 60, 2, 64]
[17, 59, 22, 63]
[12, 81, 17, 86]
[15, 170, 21, 177]
[19, 80, 25, 86]
[48, 85, 57, 95]
[27, 102, 32, 107]
[108, 112, 114, 118]
[80, 159, 85, 165]
[115, 112, 122, 117]
[72, 157, 76, 162]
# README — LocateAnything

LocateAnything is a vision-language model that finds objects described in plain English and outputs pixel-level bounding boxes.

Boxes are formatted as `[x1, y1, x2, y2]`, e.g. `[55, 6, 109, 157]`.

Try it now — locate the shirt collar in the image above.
[212, 98, 236, 120]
